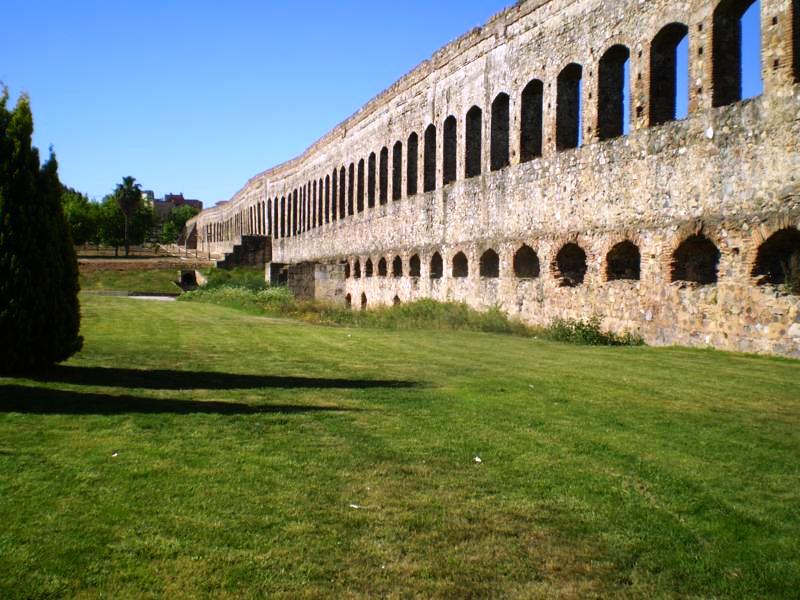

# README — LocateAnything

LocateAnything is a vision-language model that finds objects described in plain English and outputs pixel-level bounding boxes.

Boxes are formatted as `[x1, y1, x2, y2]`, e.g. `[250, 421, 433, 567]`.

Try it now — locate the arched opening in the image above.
[752, 228, 800, 291]
[311, 183, 316, 229]
[407, 132, 418, 197]
[318, 180, 324, 226]
[393, 295, 401, 306]
[555, 243, 587, 287]
[424, 124, 437, 192]
[465, 107, 482, 178]
[324, 176, 331, 223]
[520, 80, 543, 162]
[361, 293, 367, 311]
[345, 294, 352, 308]
[392, 256, 403, 278]
[339, 166, 346, 218]
[443, 116, 457, 185]
[378, 257, 388, 277]
[273, 198, 279, 238]
[365, 259, 374, 278]
[491, 93, 510, 171]
[598, 45, 631, 141]
[348, 163, 355, 215]
[514, 245, 540, 278]
[354, 260, 361, 279]
[409, 254, 421, 277]
[671, 234, 721, 285]
[292, 190, 298, 236]
[368, 152, 376, 208]
[480, 249, 500, 278]
[452, 252, 469, 278]
[557, 63, 583, 150]
[713, 0, 762, 107]
[345, 262, 351, 279]
[357, 159, 365, 212]
[606, 241, 641, 281]
[430, 252, 443, 279]
[650, 23, 690, 126]
[378, 147, 388, 205]
[392, 141, 403, 200]
[331, 170, 338, 221]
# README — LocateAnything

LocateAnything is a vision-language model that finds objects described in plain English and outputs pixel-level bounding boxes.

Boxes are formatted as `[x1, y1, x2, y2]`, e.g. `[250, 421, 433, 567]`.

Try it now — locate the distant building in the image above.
[153, 193, 203, 219]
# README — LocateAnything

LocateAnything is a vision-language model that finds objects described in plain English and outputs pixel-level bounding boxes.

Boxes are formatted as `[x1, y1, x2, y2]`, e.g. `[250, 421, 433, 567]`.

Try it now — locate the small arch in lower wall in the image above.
[392, 256, 403, 278]
[555, 243, 587, 287]
[514, 245, 540, 279]
[480, 249, 500, 278]
[393, 295, 401, 306]
[430, 252, 443, 279]
[354, 260, 362, 279]
[361, 293, 367, 310]
[453, 252, 469, 278]
[345, 293, 352, 308]
[378, 257, 388, 277]
[671, 234, 720, 285]
[606, 241, 641, 281]
[752, 227, 800, 292]
[409, 254, 421, 277]
[365, 259, 374, 278]
[344, 262, 351, 279]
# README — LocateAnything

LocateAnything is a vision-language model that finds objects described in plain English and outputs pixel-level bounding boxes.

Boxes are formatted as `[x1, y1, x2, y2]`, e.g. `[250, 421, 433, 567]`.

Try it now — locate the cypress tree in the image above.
[0, 90, 82, 373]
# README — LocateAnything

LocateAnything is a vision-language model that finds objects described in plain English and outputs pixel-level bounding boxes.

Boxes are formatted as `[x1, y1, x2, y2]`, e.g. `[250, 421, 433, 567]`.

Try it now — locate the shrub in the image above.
[540, 316, 644, 346]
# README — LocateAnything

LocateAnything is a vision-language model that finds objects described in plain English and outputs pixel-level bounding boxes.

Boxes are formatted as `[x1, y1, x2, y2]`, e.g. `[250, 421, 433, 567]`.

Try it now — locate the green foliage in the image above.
[200, 267, 268, 291]
[96, 194, 154, 255]
[540, 316, 645, 346]
[113, 176, 142, 256]
[160, 204, 199, 244]
[61, 185, 100, 246]
[0, 90, 82, 372]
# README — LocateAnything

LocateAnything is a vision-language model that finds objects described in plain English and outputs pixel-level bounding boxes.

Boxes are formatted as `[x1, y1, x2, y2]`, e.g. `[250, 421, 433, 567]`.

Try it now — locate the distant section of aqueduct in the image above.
[185, 0, 800, 356]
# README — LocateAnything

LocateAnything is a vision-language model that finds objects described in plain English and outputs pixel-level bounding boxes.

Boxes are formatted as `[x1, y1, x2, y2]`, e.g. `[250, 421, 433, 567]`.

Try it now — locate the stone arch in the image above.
[713, 0, 762, 107]
[424, 124, 437, 192]
[379, 147, 389, 204]
[331, 170, 338, 221]
[378, 257, 388, 277]
[606, 240, 641, 281]
[514, 244, 540, 278]
[280, 196, 286, 237]
[452, 251, 469, 278]
[598, 45, 631, 141]
[409, 254, 421, 277]
[392, 255, 403, 278]
[365, 258, 374, 278]
[751, 227, 800, 290]
[465, 106, 483, 178]
[354, 259, 362, 279]
[520, 79, 543, 162]
[348, 163, 355, 216]
[357, 159, 365, 212]
[324, 176, 331, 223]
[392, 141, 403, 200]
[361, 293, 367, 310]
[430, 252, 443, 279]
[554, 243, 587, 287]
[339, 166, 347, 217]
[480, 249, 500, 278]
[345, 293, 352, 308]
[557, 63, 583, 150]
[443, 116, 457, 185]
[345, 261, 351, 279]
[671, 234, 721, 285]
[407, 132, 419, 197]
[650, 23, 689, 126]
[368, 152, 377, 208]
[491, 93, 511, 172]
[393, 295, 401, 306]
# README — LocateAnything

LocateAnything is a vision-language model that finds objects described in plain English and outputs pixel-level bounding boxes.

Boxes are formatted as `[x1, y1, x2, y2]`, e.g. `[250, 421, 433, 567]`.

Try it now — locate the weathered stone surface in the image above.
[187, 0, 800, 357]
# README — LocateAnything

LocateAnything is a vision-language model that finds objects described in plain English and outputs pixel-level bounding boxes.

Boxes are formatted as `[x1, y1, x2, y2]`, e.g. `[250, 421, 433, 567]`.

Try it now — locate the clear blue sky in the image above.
[1, 1, 762, 205]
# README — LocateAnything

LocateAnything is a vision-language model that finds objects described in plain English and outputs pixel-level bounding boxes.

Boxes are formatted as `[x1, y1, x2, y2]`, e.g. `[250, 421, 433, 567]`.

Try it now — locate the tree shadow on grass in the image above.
[0, 385, 361, 416]
[24, 365, 417, 391]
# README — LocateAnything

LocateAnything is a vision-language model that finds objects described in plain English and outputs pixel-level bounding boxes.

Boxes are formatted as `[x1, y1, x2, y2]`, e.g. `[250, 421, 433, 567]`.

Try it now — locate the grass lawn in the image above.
[1, 294, 798, 598]
[79, 267, 182, 295]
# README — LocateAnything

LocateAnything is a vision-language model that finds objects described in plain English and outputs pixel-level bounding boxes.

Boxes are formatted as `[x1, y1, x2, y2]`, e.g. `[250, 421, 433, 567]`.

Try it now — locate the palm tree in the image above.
[114, 176, 142, 257]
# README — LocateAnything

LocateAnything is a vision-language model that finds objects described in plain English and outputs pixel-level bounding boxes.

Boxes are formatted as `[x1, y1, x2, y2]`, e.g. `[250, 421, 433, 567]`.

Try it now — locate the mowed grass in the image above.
[79, 267, 182, 294]
[1, 295, 799, 598]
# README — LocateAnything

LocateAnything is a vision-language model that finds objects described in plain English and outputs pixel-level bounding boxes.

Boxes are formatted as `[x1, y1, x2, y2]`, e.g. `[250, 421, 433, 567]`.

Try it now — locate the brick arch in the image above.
[745, 215, 800, 273]
[668, 226, 723, 285]
[551, 237, 588, 287]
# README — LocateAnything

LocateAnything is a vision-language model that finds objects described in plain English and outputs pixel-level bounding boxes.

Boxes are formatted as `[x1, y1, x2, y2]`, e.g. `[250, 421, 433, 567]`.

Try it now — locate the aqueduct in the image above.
[185, 0, 800, 356]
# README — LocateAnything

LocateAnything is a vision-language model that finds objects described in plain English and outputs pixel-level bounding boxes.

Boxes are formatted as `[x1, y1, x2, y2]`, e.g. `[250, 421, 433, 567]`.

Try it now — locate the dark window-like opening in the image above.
[361, 293, 367, 311]
[368, 152, 376, 208]
[452, 252, 469, 278]
[409, 254, 421, 277]
[514, 245, 540, 278]
[378, 257, 388, 277]
[465, 107, 482, 178]
[354, 259, 361, 279]
[345, 262, 351, 279]
[311, 183, 316, 229]
[324, 176, 330, 223]
[443, 116, 457, 185]
[671, 234, 721, 284]
[392, 256, 403, 277]
[393, 295, 401, 306]
[752, 228, 800, 291]
[379, 147, 389, 204]
[331, 171, 338, 221]
[606, 241, 641, 280]
[273, 198, 279, 238]
[430, 252, 443, 279]
[365, 258, 373, 278]
[557, 63, 583, 151]
[520, 80, 543, 162]
[348, 163, 355, 215]
[345, 293, 352, 308]
[267, 199, 272, 236]
[650, 23, 690, 125]
[598, 45, 631, 141]
[292, 191, 298, 236]
[424, 124, 437, 192]
[407, 132, 418, 197]
[392, 256, 403, 278]
[555, 243, 587, 287]
[339, 166, 346, 217]
[392, 141, 402, 200]
[480, 249, 500, 278]
[357, 160, 365, 212]
[713, 0, 762, 107]
[491, 93, 510, 171]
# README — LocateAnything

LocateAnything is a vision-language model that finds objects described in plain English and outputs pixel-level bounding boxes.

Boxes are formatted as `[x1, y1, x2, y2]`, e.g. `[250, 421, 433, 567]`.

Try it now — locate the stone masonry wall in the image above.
[187, 0, 800, 357]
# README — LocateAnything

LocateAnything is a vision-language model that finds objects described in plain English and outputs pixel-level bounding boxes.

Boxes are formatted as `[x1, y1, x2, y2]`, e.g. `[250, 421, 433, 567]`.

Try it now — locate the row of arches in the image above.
[203, 0, 796, 245]
[344, 228, 800, 290]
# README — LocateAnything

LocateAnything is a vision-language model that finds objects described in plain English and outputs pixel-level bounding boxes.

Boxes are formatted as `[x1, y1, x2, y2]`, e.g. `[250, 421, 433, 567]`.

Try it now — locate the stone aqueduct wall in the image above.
[187, 0, 800, 357]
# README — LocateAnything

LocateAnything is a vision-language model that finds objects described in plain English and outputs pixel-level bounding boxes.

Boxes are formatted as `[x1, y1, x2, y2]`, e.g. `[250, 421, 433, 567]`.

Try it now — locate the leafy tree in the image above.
[0, 90, 82, 372]
[97, 193, 154, 255]
[113, 176, 142, 256]
[161, 204, 198, 244]
[61, 185, 99, 247]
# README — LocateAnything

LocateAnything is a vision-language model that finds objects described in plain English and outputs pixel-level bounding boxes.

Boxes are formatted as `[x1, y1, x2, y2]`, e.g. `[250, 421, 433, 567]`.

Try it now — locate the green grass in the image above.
[79, 267, 182, 294]
[1, 295, 799, 598]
